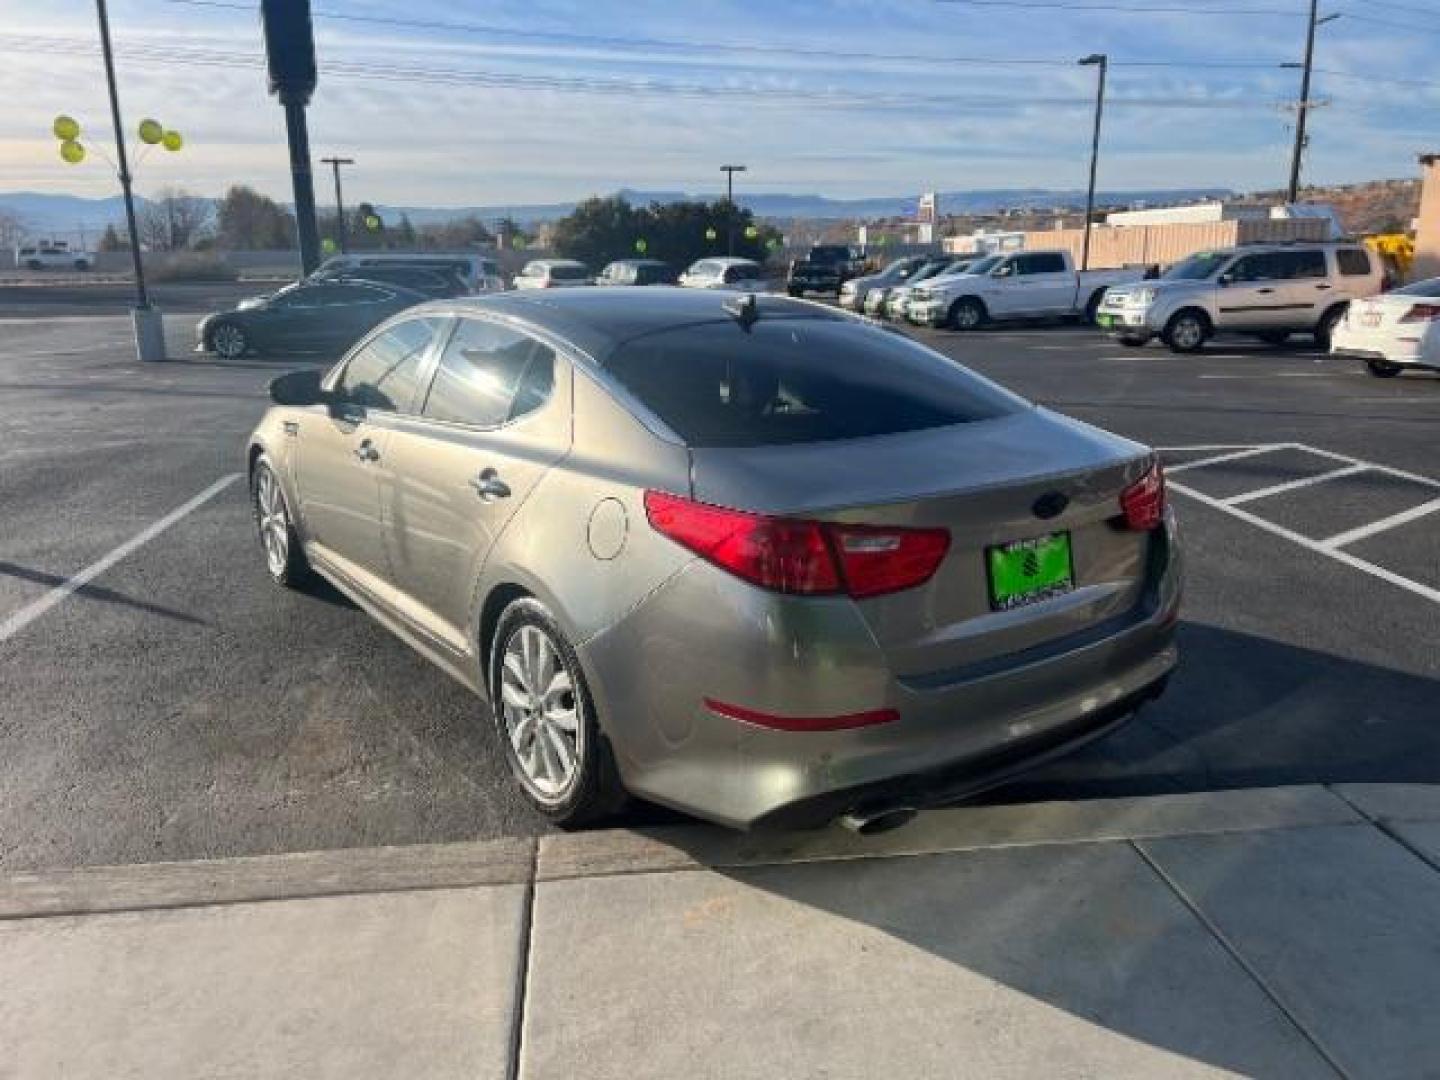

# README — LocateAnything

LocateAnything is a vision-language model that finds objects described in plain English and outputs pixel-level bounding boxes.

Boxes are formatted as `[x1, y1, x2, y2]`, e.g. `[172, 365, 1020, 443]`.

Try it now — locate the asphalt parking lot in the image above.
[1, 297, 1437, 870]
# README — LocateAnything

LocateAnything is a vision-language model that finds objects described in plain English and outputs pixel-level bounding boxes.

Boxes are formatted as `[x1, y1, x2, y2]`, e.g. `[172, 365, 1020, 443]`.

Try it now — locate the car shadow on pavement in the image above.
[0, 561, 207, 627]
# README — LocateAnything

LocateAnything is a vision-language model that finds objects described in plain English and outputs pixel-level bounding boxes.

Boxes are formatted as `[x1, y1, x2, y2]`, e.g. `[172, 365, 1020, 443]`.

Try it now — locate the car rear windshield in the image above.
[549, 264, 589, 281]
[605, 319, 1024, 448]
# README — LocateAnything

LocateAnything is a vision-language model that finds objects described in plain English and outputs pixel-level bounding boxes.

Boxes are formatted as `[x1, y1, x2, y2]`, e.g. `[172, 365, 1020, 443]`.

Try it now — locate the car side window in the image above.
[1228, 254, 1279, 283]
[421, 318, 556, 428]
[1336, 248, 1372, 276]
[1018, 254, 1066, 275]
[1278, 251, 1327, 279]
[333, 317, 443, 413]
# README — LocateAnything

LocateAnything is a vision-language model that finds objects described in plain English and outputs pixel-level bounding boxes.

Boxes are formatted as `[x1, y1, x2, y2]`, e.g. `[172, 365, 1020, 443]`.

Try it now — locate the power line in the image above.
[1347, 0, 1440, 14]
[934, 0, 1305, 13]
[154, 0, 1292, 70]
[0, 33, 1294, 110]
[1338, 9, 1440, 30]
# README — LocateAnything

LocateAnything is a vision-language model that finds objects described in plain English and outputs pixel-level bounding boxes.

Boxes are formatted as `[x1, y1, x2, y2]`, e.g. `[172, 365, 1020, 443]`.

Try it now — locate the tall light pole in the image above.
[95, 0, 164, 360]
[1283, 7, 1339, 203]
[321, 156, 354, 252]
[721, 164, 747, 256]
[1078, 54, 1108, 274]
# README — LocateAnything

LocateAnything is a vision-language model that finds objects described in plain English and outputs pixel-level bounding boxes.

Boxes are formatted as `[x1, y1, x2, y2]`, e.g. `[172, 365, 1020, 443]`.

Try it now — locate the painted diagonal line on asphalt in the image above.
[1166, 445, 1285, 474]
[1321, 497, 1440, 551]
[1223, 464, 1370, 507]
[0, 473, 242, 643]
[1168, 479, 1440, 607]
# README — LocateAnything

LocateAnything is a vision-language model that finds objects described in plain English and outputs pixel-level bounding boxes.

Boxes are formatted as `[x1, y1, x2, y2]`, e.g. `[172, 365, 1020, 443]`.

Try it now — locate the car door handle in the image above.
[469, 468, 511, 501]
[1315, 283, 1334, 290]
[1256, 287, 1275, 294]
[353, 439, 380, 463]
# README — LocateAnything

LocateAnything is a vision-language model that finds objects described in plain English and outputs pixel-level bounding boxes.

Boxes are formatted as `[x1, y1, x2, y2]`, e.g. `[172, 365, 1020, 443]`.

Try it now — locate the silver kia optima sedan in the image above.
[248, 288, 1180, 832]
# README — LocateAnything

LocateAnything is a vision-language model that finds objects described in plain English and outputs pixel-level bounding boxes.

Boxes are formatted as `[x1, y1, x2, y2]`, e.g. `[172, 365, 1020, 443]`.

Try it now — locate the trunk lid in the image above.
[688, 409, 1156, 677]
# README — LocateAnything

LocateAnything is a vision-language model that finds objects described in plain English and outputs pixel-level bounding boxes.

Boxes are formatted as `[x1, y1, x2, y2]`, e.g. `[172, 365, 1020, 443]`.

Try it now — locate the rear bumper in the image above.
[579, 516, 1182, 830]
[1332, 344, 1436, 369]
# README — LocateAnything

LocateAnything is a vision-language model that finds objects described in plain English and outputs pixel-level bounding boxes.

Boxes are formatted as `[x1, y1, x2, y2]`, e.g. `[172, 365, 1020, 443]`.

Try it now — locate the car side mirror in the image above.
[269, 368, 327, 407]
[992, 266, 1013, 278]
[1218, 273, 1234, 287]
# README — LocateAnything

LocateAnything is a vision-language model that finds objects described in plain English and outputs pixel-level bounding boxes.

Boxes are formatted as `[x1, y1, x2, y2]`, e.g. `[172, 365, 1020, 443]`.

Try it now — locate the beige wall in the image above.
[1016, 218, 1331, 270]
[1416, 154, 1440, 280]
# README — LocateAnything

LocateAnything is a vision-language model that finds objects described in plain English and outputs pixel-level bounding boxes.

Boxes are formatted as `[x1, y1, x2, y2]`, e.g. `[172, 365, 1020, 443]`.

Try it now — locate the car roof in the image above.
[607, 259, 668, 268]
[696, 256, 760, 267]
[414, 287, 849, 362]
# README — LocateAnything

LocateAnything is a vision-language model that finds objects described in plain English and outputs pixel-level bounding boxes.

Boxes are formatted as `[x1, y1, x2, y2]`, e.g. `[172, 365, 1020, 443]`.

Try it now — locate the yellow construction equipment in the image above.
[1364, 233, 1414, 286]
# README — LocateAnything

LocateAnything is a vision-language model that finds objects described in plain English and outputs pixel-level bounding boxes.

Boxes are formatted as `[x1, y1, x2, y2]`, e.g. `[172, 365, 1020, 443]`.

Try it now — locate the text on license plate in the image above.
[987, 532, 1075, 611]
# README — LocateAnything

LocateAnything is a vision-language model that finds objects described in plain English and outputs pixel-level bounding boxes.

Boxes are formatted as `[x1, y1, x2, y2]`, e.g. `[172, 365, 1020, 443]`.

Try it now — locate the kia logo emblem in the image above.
[1033, 491, 1069, 520]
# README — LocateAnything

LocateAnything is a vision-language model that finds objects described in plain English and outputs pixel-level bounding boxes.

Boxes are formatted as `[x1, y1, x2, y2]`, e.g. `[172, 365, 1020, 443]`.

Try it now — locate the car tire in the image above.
[1163, 310, 1209, 353]
[1315, 305, 1347, 352]
[787, 287, 802, 298]
[950, 297, 986, 331]
[1366, 359, 1403, 378]
[1257, 330, 1291, 345]
[251, 456, 312, 589]
[489, 598, 627, 828]
[209, 320, 249, 359]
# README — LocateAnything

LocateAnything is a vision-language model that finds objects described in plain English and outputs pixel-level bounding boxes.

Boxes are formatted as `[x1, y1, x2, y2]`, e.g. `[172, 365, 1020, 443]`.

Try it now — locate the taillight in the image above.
[644, 491, 949, 599]
[1119, 460, 1166, 531]
[1399, 304, 1440, 323]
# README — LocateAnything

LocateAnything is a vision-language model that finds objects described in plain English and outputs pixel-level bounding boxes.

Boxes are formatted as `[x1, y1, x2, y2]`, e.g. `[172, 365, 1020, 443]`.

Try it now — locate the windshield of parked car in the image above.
[605, 319, 1024, 447]
[1163, 252, 1231, 280]
[549, 264, 590, 281]
[1392, 276, 1440, 297]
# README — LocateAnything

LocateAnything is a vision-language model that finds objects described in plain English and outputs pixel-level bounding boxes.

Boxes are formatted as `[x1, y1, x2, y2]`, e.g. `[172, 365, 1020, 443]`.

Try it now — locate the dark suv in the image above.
[787, 245, 859, 297]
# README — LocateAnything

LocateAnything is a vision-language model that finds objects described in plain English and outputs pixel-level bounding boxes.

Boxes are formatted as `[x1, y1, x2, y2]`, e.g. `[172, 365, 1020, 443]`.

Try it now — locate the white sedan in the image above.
[1332, 277, 1440, 378]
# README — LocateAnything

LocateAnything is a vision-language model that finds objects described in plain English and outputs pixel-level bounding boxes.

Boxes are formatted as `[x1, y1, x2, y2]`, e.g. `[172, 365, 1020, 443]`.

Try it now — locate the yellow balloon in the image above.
[137, 118, 164, 145]
[744, 224, 759, 240]
[60, 140, 86, 165]
[162, 130, 183, 152]
[53, 115, 80, 141]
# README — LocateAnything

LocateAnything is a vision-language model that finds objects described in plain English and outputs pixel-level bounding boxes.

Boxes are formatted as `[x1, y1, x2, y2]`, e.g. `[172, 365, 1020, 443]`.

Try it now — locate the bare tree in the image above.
[138, 187, 214, 251]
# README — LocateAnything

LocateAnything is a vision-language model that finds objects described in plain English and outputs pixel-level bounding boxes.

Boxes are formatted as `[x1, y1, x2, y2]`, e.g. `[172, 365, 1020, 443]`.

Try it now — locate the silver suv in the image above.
[1098, 242, 1383, 353]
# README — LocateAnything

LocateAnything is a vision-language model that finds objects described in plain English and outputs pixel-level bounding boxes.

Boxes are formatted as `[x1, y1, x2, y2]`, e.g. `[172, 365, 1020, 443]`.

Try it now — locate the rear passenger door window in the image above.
[1337, 249, 1372, 277]
[421, 318, 556, 428]
[1277, 251, 1327, 279]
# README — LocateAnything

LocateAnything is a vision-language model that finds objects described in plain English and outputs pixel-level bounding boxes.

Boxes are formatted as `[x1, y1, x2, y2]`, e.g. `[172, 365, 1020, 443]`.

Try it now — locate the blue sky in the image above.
[0, 0, 1435, 206]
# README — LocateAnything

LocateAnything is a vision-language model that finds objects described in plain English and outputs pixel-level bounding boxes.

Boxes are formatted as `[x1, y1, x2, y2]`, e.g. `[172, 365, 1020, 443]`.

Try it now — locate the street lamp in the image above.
[1078, 54, 1108, 274]
[721, 164, 747, 256]
[1283, 7, 1340, 202]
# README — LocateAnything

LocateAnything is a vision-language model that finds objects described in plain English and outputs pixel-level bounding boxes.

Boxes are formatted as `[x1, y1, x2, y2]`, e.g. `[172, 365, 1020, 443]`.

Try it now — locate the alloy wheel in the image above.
[499, 625, 583, 802]
[212, 324, 246, 359]
[1170, 316, 1205, 351]
[254, 467, 289, 577]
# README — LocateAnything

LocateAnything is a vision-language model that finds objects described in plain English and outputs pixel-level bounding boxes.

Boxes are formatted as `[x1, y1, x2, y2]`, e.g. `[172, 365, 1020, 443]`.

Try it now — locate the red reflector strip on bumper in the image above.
[703, 697, 899, 732]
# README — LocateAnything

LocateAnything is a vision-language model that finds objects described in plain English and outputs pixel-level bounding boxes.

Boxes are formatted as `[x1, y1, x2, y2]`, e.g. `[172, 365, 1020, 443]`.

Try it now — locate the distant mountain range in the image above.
[2, 186, 1236, 240]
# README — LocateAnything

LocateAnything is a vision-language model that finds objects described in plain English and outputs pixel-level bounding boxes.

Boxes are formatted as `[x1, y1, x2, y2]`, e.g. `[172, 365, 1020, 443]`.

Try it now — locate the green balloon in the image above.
[321, 237, 338, 255]
[364, 214, 382, 232]
[704, 226, 718, 242]
[53, 115, 80, 141]
[634, 238, 648, 254]
[744, 224, 759, 240]
[59, 140, 86, 165]
[875, 235, 888, 247]
[161, 130, 183, 152]
[138, 119, 164, 145]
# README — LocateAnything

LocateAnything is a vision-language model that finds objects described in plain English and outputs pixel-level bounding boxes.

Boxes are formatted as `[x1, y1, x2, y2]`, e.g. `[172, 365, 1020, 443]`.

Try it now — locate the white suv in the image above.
[1098, 242, 1383, 353]
[512, 259, 593, 290]
[16, 243, 92, 271]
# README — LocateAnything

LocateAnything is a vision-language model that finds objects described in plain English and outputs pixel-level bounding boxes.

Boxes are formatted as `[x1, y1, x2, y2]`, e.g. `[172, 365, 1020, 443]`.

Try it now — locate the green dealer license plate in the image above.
[1095, 312, 1116, 329]
[987, 532, 1075, 611]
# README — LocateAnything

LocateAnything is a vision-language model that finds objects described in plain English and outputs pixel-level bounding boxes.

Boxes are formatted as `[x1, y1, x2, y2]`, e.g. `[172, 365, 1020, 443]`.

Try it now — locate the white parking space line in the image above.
[1321, 498, 1440, 550]
[1167, 445, 1285, 473]
[1197, 372, 1336, 380]
[1223, 464, 1369, 507]
[1168, 478, 1440, 606]
[0, 473, 242, 643]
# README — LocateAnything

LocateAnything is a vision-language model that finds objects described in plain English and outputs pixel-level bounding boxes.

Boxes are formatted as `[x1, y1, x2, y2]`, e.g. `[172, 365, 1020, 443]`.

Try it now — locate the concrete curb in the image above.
[4, 784, 1439, 921]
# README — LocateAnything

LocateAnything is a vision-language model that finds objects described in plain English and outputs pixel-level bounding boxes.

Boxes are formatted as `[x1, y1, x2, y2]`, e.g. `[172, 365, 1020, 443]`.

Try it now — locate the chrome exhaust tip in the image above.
[838, 805, 919, 836]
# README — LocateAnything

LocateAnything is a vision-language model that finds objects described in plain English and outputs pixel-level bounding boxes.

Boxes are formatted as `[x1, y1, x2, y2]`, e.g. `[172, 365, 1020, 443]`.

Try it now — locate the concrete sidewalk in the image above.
[4, 784, 1440, 1079]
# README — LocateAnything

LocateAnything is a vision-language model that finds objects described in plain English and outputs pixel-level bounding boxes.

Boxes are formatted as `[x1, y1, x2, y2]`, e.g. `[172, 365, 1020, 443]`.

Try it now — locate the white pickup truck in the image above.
[905, 250, 1145, 330]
